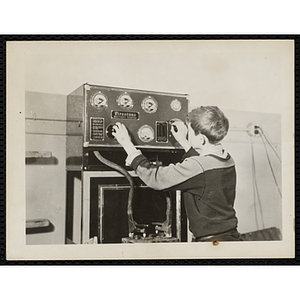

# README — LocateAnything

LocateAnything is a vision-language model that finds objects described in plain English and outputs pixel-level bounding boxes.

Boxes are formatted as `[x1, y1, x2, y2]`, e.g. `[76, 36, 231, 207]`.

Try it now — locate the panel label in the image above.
[111, 110, 139, 120]
[90, 117, 104, 140]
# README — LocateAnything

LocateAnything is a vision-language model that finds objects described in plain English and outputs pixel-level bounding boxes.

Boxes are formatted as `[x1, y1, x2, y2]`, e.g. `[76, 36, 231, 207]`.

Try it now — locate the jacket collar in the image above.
[195, 143, 229, 160]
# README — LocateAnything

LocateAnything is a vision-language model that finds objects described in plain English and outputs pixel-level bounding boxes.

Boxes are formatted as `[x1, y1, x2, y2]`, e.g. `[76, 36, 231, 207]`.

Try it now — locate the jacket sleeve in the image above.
[131, 152, 204, 191]
[181, 147, 200, 160]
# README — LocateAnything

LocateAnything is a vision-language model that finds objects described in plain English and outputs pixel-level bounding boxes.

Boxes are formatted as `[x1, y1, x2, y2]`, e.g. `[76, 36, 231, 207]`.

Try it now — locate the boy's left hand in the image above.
[112, 122, 139, 157]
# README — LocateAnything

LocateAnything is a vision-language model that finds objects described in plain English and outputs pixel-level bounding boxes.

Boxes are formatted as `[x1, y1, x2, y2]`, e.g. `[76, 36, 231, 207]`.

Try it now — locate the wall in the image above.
[222, 109, 281, 234]
[23, 40, 292, 115]
[25, 91, 67, 245]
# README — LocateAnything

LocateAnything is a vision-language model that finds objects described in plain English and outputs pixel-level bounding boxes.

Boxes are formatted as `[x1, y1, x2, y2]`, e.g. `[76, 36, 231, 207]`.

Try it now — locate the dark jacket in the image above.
[130, 146, 238, 238]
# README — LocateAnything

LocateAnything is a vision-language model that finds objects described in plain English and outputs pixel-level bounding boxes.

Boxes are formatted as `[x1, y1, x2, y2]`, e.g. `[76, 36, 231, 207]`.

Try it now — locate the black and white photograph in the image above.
[6, 39, 294, 260]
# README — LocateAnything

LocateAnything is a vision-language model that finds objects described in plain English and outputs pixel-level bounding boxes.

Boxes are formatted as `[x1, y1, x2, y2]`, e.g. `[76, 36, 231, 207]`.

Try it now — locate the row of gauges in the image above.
[105, 122, 173, 143]
[91, 91, 182, 113]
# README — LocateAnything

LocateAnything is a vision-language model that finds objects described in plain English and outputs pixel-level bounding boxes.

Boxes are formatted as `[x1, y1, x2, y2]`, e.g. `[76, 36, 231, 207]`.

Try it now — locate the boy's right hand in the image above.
[170, 120, 188, 143]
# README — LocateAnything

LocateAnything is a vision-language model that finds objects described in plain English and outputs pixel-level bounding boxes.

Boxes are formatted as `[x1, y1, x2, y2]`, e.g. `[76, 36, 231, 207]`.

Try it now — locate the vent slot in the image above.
[156, 121, 168, 143]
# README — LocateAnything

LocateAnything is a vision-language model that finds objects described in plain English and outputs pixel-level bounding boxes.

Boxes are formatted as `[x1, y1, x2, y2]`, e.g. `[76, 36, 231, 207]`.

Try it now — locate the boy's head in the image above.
[187, 106, 229, 145]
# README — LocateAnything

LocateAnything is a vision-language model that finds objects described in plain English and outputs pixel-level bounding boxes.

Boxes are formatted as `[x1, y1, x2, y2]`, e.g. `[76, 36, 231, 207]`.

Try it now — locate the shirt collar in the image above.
[195, 143, 229, 159]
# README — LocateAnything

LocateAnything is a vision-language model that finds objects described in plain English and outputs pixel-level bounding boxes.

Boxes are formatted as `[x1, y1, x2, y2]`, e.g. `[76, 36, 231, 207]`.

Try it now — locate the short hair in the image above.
[187, 106, 229, 144]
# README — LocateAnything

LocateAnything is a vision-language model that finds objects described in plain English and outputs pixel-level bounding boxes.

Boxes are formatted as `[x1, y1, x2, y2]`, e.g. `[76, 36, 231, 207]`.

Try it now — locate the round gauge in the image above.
[116, 93, 134, 109]
[91, 92, 108, 110]
[170, 99, 182, 111]
[137, 125, 155, 143]
[141, 96, 158, 114]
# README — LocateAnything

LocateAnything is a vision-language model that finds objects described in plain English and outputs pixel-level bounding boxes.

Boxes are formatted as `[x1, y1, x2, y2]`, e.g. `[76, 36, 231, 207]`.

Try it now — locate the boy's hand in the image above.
[112, 122, 139, 159]
[112, 122, 132, 147]
[170, 120, 191, 152]
[170, 120, 188, 143]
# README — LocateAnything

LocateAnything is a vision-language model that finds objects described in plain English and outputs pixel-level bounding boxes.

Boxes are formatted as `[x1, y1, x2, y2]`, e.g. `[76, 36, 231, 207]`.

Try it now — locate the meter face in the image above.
[91, 92, 108, 110]
[141, 96, 158, 114]
[170, 99, 182, 111]
[138, 125, 155, 142]
[116, 93, 134, 109]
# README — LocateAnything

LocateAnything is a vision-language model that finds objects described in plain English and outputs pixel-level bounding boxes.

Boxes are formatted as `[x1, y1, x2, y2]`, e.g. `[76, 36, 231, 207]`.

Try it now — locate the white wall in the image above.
[222, 110, 281, 233]
[24, 40, 292, 114]
[25, 92, 67, 245]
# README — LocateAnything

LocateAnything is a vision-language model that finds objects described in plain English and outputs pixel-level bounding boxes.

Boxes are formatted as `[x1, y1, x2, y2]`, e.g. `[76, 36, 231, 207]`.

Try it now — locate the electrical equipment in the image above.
[92, 150, 183, 243]
[90, 181, 181, 243]
[66, 83, 189, 152]
[66, 84, 188, 244]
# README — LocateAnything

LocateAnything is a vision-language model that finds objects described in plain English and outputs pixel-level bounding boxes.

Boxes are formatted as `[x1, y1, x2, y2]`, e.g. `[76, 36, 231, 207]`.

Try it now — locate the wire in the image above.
[93, 150, 137, 234]
[26, 132, 82, 136]
[258, 127, 281, 163]
[250, 136, 260, 230]
[253, 163, 266, 230]
[248, 124, 283, 236]
[251, 135, 267, 229]
[258, 129, 282, 198]
[25, 117, 82, 123]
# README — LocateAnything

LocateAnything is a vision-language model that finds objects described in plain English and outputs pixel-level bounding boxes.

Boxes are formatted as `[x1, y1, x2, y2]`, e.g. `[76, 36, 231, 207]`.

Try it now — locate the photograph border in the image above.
[2, 34, 299, 265]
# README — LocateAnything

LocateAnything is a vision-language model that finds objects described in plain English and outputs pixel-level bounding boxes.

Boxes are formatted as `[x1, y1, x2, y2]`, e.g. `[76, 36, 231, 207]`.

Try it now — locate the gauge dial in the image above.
[91, 92, 108, 110]
[141, 96, 158, 114]
[138, 125, 155, 143]
[116, 93, 134, 109]
[170, 99, 182, 111]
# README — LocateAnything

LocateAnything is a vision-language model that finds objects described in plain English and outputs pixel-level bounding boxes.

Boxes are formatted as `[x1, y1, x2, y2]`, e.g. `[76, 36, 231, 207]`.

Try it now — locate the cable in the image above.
[248, 125, 283, 238]
[258, 127, 281, 163]
[26, 132, 81, 136]
[93, 151, 137, 234]
[258, 130, 282, 198]
[250, 136, 260, 230]
[25, 117, 82, 123]
[251, 135, 267, 230]
[250, 136, 270, 240]
[253, 164, 266, 230]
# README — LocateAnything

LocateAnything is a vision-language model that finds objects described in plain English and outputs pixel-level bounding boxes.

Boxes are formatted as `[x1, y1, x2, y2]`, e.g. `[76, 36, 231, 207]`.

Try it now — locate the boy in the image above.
[112, 106, 241, 242]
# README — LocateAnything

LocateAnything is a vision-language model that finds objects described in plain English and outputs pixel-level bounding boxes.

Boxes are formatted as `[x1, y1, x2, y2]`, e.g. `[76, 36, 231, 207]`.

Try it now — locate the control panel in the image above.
[67, 84, 189, 150]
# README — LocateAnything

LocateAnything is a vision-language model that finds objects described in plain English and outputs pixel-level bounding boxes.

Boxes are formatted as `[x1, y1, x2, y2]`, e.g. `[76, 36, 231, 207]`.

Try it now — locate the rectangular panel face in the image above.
[90, 117, 104, 141]
[83, 84, 189, 149]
